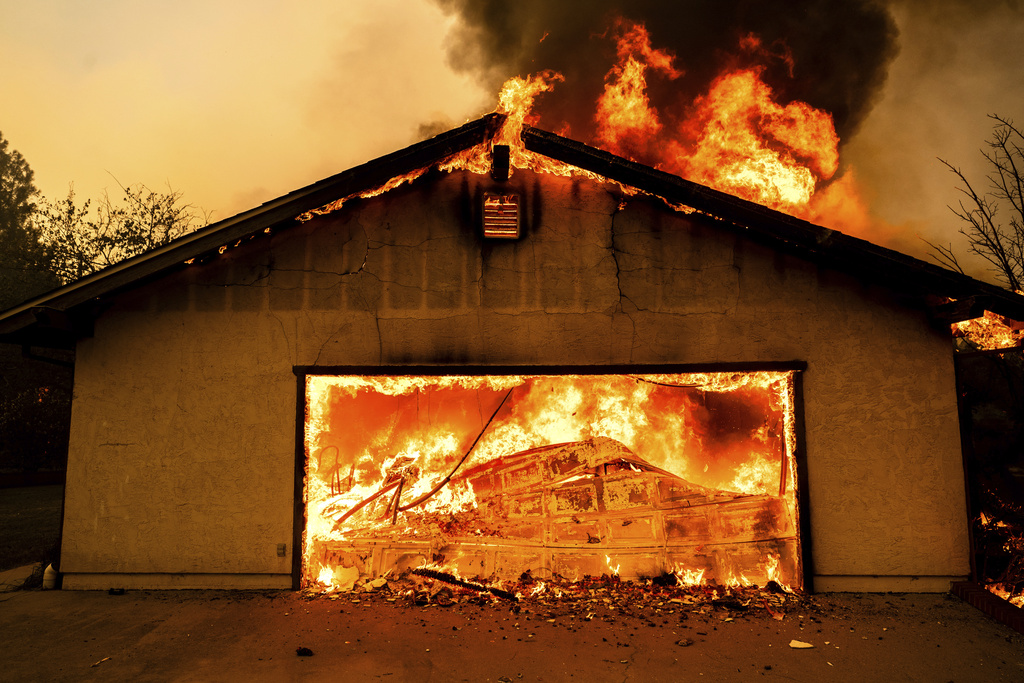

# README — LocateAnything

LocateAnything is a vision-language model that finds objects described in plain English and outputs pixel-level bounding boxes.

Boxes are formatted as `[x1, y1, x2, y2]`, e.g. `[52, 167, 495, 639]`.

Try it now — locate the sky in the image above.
[843, 0, 1024, 270]
[1, 1, 1022, 280]
[0, 1, 490, 218]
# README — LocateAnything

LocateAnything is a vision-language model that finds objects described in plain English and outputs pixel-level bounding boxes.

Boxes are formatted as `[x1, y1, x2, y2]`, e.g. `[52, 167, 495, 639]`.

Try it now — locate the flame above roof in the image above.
[1, 112, 1022, 348]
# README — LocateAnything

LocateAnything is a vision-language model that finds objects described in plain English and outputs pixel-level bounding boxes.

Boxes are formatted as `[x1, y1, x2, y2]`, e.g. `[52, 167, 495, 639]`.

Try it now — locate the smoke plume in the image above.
[433, 0, 899, 143]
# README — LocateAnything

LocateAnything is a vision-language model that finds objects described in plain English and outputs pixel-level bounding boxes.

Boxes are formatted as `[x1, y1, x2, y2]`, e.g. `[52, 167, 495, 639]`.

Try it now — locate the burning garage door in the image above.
[301, 370, 803, 591]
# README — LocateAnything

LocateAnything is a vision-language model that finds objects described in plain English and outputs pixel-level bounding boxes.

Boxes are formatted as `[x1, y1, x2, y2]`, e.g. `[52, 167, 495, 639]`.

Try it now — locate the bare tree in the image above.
[38, 180, 207, 285]
[930, 115, 1024, 292]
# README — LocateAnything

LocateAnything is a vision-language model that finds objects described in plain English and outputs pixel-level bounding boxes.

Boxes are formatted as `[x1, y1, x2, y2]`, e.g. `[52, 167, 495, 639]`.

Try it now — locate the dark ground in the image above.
[0, 586, 1021, 682]
[0, 484, 61, 572]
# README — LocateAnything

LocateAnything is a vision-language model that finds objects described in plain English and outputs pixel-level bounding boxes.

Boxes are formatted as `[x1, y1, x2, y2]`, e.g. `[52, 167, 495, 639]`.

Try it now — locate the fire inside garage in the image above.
[302, 370, 802, 591]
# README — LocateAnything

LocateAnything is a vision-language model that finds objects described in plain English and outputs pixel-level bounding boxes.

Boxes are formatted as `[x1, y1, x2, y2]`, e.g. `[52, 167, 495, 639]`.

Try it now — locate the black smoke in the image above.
[433, 0, 899, 143]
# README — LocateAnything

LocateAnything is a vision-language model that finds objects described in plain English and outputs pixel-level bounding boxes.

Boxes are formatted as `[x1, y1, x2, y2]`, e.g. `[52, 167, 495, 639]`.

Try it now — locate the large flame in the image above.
[303, 371, 799, 591]
[296, 15, 904, 254]
[446, 19, 863, 224]
[301, 19, 872, 232]
[665, 68, 838, 212]
[584, 23, 842, 215]
[594, 20, 682, 161]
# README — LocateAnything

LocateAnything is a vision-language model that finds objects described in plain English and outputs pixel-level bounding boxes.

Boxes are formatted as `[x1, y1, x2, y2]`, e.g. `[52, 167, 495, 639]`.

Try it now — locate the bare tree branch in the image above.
[921, 237, 967, 275]
[931, 115, 1024, 292]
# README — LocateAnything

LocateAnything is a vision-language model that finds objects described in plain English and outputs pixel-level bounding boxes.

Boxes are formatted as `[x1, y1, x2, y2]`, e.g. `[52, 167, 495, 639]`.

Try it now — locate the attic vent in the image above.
[483, 194, 521, 239]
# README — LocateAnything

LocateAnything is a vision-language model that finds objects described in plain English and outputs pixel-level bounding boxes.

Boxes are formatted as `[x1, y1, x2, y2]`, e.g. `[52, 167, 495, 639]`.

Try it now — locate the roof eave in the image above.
[0, 113, 505, 344]
[3, 114, 1022, 347]
[522, 126, 1024, 321]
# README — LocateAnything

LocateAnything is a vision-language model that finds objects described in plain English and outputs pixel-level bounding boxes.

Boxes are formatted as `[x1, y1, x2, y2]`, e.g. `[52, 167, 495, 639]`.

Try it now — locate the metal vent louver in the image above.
[483, 194, 520, 239]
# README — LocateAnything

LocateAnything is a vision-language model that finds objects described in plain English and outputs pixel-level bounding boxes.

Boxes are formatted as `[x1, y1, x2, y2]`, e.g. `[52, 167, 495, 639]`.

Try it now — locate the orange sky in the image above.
[0, 1, 489, 221]
[1, 1, 1022, 280]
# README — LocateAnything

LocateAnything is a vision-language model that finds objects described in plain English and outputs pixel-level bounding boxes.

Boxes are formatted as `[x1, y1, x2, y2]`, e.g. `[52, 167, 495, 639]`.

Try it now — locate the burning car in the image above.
[307, 437, 799, 589]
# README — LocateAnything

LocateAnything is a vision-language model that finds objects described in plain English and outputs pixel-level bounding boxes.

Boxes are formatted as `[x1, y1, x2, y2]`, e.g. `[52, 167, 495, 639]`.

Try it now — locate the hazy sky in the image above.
[0, 1, 489, 219]
[843, 0, 1024, 272]
[1, 1, 1022, 279]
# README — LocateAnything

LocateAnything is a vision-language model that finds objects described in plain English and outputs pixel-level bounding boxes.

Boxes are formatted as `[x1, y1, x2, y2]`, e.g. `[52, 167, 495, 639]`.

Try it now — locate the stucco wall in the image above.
[60, 169, 968, 590]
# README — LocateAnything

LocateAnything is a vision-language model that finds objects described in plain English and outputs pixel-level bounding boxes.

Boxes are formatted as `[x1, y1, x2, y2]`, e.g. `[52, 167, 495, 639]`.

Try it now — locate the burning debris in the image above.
[954, 330, 1024, 610]
[301, 562, 813, 629]
[412, 567, 519, 603]
[954, 310, 1024, 351]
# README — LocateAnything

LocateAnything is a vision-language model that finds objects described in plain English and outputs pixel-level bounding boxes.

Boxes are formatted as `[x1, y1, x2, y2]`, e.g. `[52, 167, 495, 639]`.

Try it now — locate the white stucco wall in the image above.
[59, 169, 968, 590]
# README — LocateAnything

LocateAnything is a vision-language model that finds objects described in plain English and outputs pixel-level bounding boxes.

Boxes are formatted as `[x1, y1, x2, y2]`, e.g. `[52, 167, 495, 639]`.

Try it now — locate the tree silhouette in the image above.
[38, 180, 207, 285]
[931, 115, 1024, 292]
[0, 131, 55, 309]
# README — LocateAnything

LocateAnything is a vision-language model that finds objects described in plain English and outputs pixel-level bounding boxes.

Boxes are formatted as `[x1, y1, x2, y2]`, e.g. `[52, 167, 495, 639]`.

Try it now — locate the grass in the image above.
[0, 485, 63, 573]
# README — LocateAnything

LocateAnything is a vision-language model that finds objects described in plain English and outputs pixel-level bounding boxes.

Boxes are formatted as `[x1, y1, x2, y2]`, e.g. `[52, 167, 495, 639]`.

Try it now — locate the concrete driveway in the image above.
[0, 587, 1021, 682]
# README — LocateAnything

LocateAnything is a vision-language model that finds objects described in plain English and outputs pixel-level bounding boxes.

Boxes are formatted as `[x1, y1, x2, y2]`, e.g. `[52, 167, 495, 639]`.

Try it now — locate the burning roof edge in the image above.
[0, 114, 503, 348]
[1, 112, 1023, 348]
[521, 127, 1024, 323]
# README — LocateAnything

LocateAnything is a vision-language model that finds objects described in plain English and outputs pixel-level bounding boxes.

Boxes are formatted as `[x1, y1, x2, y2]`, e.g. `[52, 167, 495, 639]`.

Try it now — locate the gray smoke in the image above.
[433, 0, 900, 143]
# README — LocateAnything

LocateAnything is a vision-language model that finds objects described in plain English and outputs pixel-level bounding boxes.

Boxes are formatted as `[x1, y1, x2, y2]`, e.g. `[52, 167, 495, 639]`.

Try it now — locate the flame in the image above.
[595, 55, 663, 154]
[595, 20, 682, 160]
[665, 68, 838, 213]
[462, 24, 846, 220]
[723, 568, 753, 588]
[763, 552, 793, 592]
[302, 371, 800, 590]
[729, 451, 780, 496]
[953, 309, 1024, 350]
[672, 554, 790, 590]
[439, 71, 600, 182]
[294, 16, 905, 252]
[505, 22, 853, 223]
[496, 72, 562, 146]
[986, 583, 1024, 608]
[587, 21, 863, 225]
[673, 566, 706, 586]
[316, 565, 335, 587]
[604, 554, 621, 576]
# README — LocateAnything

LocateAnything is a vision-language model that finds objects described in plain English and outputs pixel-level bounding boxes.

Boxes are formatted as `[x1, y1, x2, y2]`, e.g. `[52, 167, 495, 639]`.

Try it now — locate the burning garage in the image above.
[3, 85, 1024, 594]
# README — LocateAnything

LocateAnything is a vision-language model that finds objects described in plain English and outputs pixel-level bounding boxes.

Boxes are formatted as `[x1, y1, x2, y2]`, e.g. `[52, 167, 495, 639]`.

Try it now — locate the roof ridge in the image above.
[2, 112, 1022, 347]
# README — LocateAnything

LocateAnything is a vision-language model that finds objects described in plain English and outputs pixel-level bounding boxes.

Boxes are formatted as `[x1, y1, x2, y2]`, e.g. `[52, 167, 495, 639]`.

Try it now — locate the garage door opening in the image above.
[300, 368, 805, 592]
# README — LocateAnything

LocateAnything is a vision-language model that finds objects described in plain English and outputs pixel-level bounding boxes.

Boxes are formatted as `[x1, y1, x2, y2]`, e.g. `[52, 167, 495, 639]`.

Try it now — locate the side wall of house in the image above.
[60, 170, 967, 591]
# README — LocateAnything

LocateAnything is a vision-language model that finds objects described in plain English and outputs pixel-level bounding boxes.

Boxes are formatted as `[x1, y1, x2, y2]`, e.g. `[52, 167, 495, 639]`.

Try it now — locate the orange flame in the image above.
[485, 22, 856, 224]
[664, 68, 838, 213]
[595, 20, 682, 160]
[673, 565, 706, 586]
[302, 371, 800, 591]
[986, 583, 1024, 608]
[439, 71, 616, 184]
[302, 19, 883, 246]
[953, 309, 1024, 350]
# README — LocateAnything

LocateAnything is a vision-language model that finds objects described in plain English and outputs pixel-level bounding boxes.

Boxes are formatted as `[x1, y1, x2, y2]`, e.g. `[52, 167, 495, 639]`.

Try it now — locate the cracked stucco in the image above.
[59, 169, 967, 590]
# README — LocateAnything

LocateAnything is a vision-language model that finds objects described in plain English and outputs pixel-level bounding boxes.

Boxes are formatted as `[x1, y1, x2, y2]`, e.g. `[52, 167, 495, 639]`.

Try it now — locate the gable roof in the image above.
[2, 112, 1022, 349]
